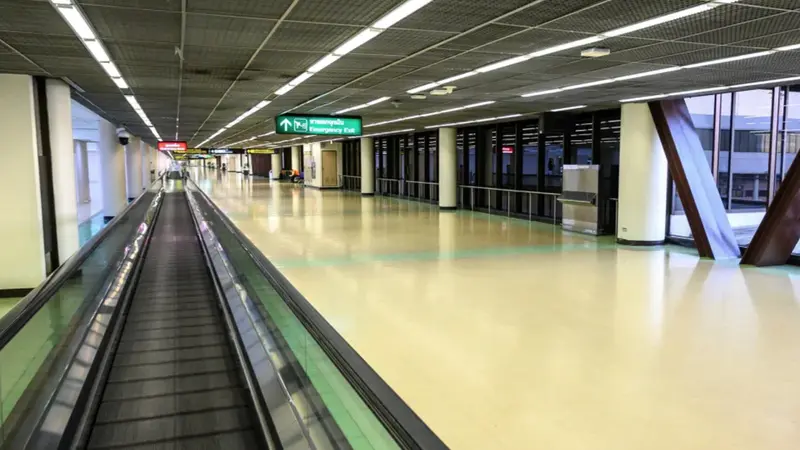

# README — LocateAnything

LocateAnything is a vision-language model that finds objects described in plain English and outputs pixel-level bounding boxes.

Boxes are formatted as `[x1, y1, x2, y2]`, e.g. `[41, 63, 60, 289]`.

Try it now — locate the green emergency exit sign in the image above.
[275, 114, 362, 136]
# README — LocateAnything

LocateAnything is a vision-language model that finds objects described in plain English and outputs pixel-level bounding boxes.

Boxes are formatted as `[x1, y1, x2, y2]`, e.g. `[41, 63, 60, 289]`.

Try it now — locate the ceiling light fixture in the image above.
[551, 105, 587, 112]
[618, 75, 800, 103]
[425, 114, 523, 129]
[406, 1, 738, 94]
[364, 100, 495, 128]
[682, 50, 775, 69]
[360, 128, 416, 138]
[334, 96, 391, 115]
[521, 41, 790, 100]
[206, 0, 434, 147]
[84, 39, 109, 62]
[225, 100, 270, 128]
[56, 5, 95, 40]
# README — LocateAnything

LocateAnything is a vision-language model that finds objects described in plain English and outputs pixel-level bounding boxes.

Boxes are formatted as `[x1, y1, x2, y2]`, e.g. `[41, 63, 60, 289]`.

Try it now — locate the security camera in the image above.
[116, 127, 130, 146]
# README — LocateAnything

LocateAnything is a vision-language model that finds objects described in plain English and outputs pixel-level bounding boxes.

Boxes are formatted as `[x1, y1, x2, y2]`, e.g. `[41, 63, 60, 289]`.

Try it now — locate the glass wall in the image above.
[667, 86, 794, 248]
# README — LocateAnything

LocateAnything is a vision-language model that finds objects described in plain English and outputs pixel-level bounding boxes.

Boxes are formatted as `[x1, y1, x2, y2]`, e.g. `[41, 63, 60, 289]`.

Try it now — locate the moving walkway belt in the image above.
[85, 193, 264, 449]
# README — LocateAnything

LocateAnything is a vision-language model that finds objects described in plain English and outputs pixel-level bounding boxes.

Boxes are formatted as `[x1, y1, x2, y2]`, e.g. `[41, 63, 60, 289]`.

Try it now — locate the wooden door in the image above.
[322, 150, 338, 187]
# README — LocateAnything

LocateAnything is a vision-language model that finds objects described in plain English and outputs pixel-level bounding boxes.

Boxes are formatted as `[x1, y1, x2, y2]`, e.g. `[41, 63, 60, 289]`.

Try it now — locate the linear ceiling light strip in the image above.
[619, 75, 800, 103]
[334, 96, 391, 115]
[425, 114, 523, 129]
[520, 43, 797, 99]
[200, 0, 433, 147]
[364, 100, 496, 128]
[49, 0, 160, 140]
[406, 0, 740, 95]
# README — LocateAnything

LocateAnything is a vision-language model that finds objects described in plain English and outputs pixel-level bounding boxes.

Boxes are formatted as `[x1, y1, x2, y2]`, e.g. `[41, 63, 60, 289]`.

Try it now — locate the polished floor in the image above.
[195, 168, 800, 450]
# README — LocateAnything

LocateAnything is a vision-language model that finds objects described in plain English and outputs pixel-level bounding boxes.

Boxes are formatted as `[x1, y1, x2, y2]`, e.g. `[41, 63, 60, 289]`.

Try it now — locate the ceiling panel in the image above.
[185, 14, 274, 48]
[187, 0, 294, 19]
[287, 0, 402, 26]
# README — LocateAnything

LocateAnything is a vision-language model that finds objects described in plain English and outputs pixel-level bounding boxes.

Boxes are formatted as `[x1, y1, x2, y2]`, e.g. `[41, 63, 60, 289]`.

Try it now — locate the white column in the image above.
[99, 120, 127, 221]
[125, 136, 142, 200]
[617, 103, 668, 244]
[75, 140, 91, 203]
[0, 74, 46, 289]
[360, 137, 375, 195]
[292, 145, 301, 172]
[46, 79, 80, 263]
[271, 153, 281, 179]
[140, 142, 151, 188]
[438, 127, 457, 209]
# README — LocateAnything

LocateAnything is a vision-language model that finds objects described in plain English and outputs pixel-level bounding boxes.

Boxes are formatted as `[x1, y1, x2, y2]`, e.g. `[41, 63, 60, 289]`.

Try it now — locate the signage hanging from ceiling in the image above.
[246, 149, 276, 154]
[180, 148, 207, 154]
[157, 141, 188, 151]
[275, 114, 361, 136]
[209, 148, 245, 155]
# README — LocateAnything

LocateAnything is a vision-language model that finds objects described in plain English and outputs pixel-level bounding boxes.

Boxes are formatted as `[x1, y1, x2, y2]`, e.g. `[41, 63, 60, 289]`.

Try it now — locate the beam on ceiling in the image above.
[649, 98, 740, 259]
[189, 0, 300, 144]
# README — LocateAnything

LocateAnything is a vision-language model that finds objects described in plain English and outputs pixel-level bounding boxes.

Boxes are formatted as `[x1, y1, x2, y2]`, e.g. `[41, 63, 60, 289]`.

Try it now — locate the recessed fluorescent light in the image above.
[275, 83, 296, 96]
[669, 86, 727, 96]
[360, 129, 415, 138]
[619, 94, 666, 103]
[425, 113, 523, 129]
[84, 39, 109, 62]
[407, 82, 440, 94]
[124, 95, 141, 110]
[111, 77, 128, 89]
[258, 131, 276, 137]
[776, 43, 800, 52]
[373, 0, 433, 29]
[307, 54, 341, 73]
[521, 88, 563, 98]
[603, 3, 716, 38]
[683, 50, 775, 69]
[439, 71, 478, 84]
[364, 101, 495, 128]
[100, 61, 121, 78]
[335, 96, 391, 115]
[476, 55, 532, 73]
[729, 75, 800, 89]
[561, 79, 615, 91]
[51, 0, 72, 4]
[57, 6, 95, 40]
[528, 36, 605, 58]
[614, 66, 682, 81]
[226, 100, 270, 128]
[333, 28, 382, 56]
[551, 105, 587, 112]
[289, 71, 314, 86]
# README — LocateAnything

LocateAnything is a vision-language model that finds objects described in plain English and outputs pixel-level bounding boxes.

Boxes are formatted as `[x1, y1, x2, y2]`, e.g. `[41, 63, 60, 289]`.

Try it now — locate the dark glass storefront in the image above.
[338, 108, 621, 234]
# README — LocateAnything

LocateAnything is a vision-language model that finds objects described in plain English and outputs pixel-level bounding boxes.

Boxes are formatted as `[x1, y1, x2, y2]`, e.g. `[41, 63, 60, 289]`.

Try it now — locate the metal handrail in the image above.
[0, 177, 164, 350]
[458, 184, 561, 225]
[342, 175, 361, 191]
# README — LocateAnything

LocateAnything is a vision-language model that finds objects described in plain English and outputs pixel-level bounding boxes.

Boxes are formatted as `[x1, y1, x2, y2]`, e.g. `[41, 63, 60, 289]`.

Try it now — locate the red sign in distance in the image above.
[157, 141, 188, 151]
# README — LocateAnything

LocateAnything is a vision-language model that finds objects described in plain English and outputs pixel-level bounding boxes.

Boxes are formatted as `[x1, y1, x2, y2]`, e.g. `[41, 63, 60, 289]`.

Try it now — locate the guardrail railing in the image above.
[458, 185, 561, 225]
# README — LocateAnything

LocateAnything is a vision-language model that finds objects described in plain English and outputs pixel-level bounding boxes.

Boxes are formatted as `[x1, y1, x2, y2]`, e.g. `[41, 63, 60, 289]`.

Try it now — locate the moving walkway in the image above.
[0, 177, 447, 450]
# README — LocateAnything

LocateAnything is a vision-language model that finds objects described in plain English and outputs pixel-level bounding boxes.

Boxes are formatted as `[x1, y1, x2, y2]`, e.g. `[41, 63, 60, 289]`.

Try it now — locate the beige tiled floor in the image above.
[197, 170, 800, 450]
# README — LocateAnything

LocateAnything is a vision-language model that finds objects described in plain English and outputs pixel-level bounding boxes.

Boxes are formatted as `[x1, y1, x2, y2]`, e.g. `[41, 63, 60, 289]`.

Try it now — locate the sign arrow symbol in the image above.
[279, 118, 291, 131]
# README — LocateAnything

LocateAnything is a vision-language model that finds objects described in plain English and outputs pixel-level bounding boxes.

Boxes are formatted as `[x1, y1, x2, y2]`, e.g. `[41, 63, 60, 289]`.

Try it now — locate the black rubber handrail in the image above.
[187, 179, 449, 450]
[0, 178, 163, 351]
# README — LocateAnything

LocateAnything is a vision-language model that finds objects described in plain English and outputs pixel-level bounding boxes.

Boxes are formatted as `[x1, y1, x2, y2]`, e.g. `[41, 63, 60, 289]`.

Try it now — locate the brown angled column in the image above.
[649, 99, 740, 259]
[740, 157, 800, 266]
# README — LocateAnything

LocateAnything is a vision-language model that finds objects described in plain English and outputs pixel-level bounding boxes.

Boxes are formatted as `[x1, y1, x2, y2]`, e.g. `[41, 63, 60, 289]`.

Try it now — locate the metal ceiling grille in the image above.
[3, 0, 800, 142]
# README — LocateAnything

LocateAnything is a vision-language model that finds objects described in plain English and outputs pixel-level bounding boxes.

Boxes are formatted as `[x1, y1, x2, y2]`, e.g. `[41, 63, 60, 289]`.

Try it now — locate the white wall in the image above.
[304, 142, 343, 188]
[0, 74, 46, 288]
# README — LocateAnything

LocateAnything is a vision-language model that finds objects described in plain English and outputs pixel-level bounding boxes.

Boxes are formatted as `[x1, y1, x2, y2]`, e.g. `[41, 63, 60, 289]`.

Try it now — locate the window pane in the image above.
[521, 122, 538, 190]
[719, 93, 732, 207]
[731, 89, 771, 210]
[777, 86, 800, 193]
